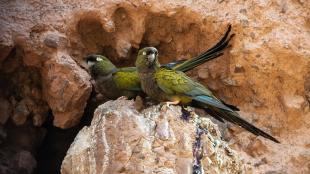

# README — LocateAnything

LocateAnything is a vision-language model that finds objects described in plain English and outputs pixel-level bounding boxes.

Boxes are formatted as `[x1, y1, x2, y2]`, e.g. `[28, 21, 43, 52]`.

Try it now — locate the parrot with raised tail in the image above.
[134, 46, 280, 143]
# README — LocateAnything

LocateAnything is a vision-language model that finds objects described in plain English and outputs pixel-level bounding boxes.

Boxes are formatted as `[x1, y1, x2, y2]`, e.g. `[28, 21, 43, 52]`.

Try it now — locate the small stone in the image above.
[13, 150, 37, 174]
[44, 34, 59, 48]
[103, 20, 115, 32]
[32, 114, 46, 126]
[282, 95, 305, 109]
[43, 32, 67, 49]
[199, 117, 211, 129]
[156, 120, 170, 140]
[12, 99, 30, 125]
[221, 77, 237, 86]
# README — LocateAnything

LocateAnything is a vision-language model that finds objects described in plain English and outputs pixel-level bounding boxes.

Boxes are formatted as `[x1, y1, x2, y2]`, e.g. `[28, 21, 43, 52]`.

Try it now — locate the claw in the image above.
[117, 96, 128, 100]
[159, 100, 180, 111]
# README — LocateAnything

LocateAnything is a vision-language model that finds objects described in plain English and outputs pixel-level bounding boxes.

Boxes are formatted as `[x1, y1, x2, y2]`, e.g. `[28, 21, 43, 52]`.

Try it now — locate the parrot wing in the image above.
[113, 68, 141, 91]
[155, 68, 279, 143]
[155, 68, 234, 112]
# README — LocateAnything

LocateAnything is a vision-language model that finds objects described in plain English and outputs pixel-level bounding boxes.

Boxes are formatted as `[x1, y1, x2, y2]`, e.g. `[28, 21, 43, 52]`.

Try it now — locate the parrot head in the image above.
[85, 54, 117, 78]
[135, 47, 160, 70]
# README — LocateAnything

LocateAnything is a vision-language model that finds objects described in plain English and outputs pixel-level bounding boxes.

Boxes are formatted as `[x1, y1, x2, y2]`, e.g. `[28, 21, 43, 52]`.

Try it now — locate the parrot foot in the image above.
[160, 101, 180, 111]
[117, 96, 128, 100]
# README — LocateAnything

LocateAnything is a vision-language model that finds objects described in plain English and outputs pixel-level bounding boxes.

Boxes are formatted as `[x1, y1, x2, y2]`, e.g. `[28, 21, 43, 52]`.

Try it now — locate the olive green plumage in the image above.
[135, 46, 280, 143]
[86, 25, 233, 99]
[87, 56, 141, 99]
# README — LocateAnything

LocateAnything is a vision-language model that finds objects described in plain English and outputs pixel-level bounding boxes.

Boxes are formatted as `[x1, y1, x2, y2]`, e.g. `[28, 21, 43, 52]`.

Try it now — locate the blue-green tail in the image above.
[193, 95, 280, 143]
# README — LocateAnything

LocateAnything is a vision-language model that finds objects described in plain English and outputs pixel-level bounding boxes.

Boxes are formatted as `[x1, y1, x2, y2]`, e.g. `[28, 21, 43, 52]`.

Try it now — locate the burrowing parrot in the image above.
[86, 25, 234, 100]
[135, 47, 280, 143]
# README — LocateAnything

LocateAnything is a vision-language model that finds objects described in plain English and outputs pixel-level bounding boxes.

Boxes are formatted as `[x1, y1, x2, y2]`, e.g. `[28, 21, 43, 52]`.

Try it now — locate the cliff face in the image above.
[0, 0, 309, 173]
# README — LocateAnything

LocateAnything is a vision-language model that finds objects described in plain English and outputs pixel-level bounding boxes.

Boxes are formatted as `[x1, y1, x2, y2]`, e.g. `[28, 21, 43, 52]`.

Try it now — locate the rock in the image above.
[61, 99, 244, 174]
[42, 53, 92, 128]
[43, 32, 68, 49]
[13, 150, 37, 174]
[12, 99, 30, 125]
[0, 148, 37, 174]
[221, 77, 238, 86]
[0, 98, 12, 124]
[282, 95, 306, 109]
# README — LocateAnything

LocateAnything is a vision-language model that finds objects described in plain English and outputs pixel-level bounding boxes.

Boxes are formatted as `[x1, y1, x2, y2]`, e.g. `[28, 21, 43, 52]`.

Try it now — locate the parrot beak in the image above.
[87, 61, 95, 67]
[147, 53, 156, 63]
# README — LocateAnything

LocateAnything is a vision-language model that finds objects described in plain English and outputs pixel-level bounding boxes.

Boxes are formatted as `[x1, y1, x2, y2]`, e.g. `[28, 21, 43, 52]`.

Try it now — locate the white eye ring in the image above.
[142, 51, 146, 55]
[96, 57, 103, 61]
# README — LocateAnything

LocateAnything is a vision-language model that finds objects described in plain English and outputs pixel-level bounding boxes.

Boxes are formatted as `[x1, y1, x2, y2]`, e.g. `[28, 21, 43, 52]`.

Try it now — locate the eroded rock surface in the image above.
[41, 53, 91, 128]
[61, 99, 244, 174]
[0, 0, 309, 173]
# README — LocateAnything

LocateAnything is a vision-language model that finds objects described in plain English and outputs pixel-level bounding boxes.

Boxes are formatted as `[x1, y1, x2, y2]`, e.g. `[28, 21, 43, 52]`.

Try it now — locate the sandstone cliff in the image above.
[0, 0, 309, 173]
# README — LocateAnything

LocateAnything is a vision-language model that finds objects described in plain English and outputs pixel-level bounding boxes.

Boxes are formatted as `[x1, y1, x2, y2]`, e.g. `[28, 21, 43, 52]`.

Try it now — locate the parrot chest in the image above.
[139, 72, 167, 101]
[95, 74, 122, 99]
[139, 71, 192, 104]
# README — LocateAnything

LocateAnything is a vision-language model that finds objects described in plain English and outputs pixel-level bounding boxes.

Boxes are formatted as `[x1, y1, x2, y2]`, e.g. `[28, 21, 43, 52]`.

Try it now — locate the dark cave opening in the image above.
[35, 89, 98, 174]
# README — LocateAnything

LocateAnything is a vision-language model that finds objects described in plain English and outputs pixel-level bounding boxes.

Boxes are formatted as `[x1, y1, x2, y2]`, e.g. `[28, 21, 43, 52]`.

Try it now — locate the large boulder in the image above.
[61, 98, 244, 174]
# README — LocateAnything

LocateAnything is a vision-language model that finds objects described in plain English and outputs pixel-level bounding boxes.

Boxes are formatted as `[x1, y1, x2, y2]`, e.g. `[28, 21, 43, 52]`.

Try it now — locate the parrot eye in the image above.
[96, 57, 103, 61]
[142, 51, 146, 56]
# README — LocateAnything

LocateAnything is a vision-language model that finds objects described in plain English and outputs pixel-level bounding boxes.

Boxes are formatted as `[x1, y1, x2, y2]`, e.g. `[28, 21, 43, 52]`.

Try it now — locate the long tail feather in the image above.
[220, 99, 240, 111]
[212, 108, 280, 143]
[173, 24, 234, 72]
[192, 98, 280, 143]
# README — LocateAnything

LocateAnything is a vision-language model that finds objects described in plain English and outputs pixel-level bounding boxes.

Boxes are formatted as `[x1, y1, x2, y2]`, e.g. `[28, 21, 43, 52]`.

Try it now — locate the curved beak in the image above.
[147, 53, 156, 63]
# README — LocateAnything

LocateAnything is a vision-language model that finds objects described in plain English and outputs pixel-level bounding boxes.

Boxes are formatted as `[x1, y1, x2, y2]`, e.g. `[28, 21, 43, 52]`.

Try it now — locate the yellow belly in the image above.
[170, 95, 193, 105]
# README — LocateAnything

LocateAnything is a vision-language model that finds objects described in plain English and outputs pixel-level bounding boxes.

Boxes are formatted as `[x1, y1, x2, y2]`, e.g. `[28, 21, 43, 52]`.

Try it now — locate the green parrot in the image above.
[135, 47, 280, 143]
[86, 25, 233, 100]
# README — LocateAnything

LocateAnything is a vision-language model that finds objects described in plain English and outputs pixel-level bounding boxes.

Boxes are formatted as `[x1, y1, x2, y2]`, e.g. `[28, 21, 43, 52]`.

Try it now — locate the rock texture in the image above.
[61, 99, 244, 174]
[0, 0, 309, 173]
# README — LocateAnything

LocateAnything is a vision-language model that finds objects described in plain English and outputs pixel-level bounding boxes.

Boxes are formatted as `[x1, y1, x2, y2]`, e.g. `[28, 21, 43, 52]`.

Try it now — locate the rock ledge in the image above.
[61, 98, 244, 174]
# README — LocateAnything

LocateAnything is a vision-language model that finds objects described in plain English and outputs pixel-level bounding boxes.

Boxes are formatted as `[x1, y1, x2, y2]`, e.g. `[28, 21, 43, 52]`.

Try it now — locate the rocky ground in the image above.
[0, 0, 309, 173]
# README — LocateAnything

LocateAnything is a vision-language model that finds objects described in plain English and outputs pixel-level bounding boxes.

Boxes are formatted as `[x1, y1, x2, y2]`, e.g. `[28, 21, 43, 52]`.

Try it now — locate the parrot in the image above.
[86, 24, 234, 100]
[135, 46, 280, 143]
